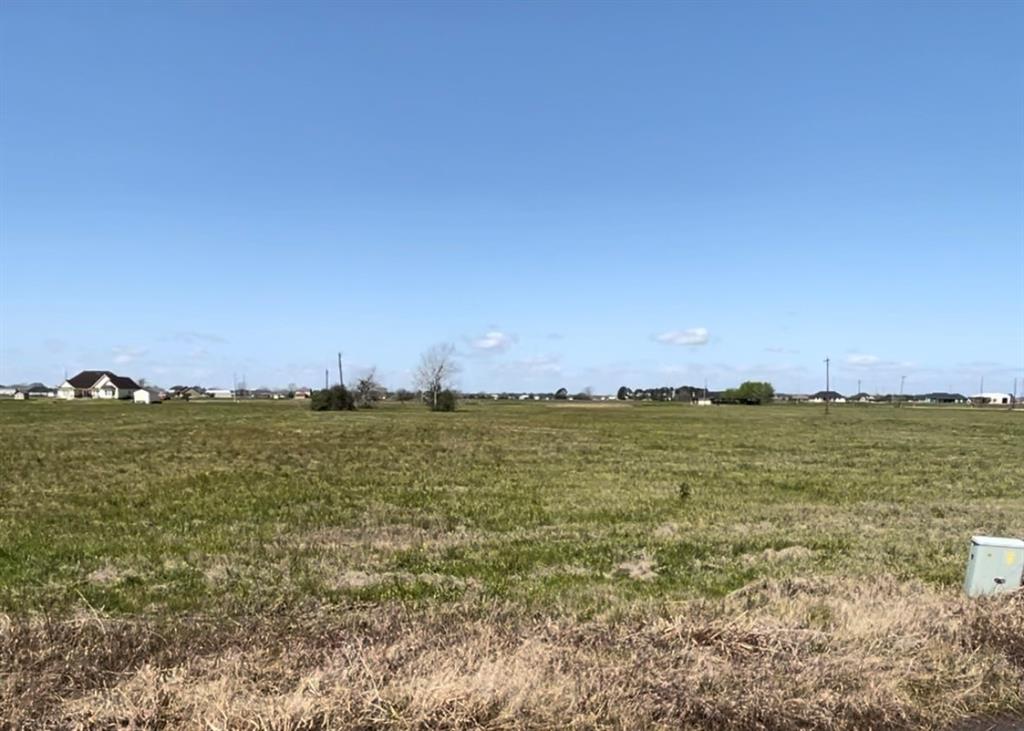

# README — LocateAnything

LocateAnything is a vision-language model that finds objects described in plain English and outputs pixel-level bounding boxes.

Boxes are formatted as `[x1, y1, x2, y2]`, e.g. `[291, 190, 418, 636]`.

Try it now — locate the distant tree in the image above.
[722, 381, 775, 404]
[617, 386, 632, 400]
[414, 343, 460, 411]
[137, 378, 147, 387]
[311, 385, 355, 411]
[353, 367, 384, 408]
[394, 388, 416, 404]
[554, 387, 569, 400]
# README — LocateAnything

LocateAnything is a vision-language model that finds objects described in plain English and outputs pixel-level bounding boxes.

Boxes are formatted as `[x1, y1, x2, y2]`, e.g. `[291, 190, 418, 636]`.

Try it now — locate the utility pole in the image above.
[324, 369, 329, 390]
[898, 375, 906, 408]
[857, 379, 861, 396]
[337, 352, 344, 388]
[824, 357, 830, 416]
[1013, 377, 1018, 410]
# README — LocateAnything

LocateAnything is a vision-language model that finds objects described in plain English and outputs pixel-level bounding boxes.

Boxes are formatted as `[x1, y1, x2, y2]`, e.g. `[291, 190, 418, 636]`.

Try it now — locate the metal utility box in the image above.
[964, 535, 1024, 597]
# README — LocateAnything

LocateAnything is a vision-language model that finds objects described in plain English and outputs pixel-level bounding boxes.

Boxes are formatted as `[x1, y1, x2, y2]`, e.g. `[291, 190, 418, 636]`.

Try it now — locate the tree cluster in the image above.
[312, 343, 462, 414]
[719, 381, 775, 404]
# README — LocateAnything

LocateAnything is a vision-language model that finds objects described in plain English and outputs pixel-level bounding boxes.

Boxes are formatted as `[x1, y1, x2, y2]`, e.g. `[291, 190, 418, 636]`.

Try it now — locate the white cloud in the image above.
[470, 330, 515, 352]
[765, 346, 799, 354]
[846, 354, 881, 366]
[112, 347, 147, 365]
[655, 328, 709, 346]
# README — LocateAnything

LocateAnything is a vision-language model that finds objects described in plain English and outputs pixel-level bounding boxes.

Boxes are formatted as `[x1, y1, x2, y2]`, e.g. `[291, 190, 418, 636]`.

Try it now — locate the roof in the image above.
[972, 536, 1024, 549]
[66, 370, 140, 390]
[811, 390, 845, 399]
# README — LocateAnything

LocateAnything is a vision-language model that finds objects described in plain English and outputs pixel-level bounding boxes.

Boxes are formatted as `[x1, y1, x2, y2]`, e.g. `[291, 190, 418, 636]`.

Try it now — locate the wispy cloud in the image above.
[765, 346, 799, 354]
[168, 331, 227, 345]
[655, 328, 709, 346]
[112, 347, 148, 365]
[469, 330, 515, 353]
[846, 353, 881, 366]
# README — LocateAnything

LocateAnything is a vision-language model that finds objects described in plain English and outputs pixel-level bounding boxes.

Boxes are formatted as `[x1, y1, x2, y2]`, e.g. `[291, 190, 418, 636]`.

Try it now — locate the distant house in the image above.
[849, 392, 876, 403]
[0, 386, 16, 398]
[206, 388, 233, 399]
[922, 392, 967, 404]
[810, 391, 846, 403]
[251, 388, 274, 399]
[181, 386, 207, 400]
[57, 371, 140, 400]
[133, 387, 163, 404]
[293, 388, 311, 399]
[970, 392, 1013, 406]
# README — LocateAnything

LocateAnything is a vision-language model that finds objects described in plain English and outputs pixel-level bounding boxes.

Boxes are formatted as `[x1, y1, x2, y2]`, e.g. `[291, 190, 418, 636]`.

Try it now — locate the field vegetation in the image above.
[1, 399, 1022, 728]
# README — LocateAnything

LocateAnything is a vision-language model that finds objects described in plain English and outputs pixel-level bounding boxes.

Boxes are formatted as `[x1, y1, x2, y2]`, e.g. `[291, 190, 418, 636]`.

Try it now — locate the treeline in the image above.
[616, 381, 775, 404]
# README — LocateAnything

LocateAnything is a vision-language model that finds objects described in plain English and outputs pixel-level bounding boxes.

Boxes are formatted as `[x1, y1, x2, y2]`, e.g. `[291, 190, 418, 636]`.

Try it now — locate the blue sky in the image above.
[1, 1, 1022, 394]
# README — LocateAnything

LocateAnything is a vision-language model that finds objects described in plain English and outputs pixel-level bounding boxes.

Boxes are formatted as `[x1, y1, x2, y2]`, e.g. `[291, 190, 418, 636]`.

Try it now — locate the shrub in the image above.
[431, 389, 458, 412]
[310, 385, 355, 412]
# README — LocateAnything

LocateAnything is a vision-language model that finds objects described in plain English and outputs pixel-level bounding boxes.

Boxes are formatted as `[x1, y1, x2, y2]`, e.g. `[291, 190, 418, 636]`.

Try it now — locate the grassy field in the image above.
[2, 399, 1023, 728]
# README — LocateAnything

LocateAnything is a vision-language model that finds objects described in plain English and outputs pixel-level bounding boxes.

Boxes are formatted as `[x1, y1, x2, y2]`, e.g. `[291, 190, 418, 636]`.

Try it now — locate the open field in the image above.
[2, 399, 1023, 728]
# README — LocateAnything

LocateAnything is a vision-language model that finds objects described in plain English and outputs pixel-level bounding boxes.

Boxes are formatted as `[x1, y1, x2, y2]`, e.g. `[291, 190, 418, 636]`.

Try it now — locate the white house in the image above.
[133, 387, 163, 404]
[58, 370, 140, 400]
[970, 392, 1013, 406]
[207, 388, 233, 399]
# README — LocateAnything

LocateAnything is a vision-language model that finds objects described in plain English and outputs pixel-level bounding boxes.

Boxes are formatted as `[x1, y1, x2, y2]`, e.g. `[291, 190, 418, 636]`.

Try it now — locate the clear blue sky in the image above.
[2, 1, 1022, 394]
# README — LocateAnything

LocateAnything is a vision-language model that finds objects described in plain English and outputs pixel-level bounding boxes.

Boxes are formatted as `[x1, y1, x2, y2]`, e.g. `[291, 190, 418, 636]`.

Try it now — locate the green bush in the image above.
[431, 389, 458, 412]
[310, 385, 356, 411]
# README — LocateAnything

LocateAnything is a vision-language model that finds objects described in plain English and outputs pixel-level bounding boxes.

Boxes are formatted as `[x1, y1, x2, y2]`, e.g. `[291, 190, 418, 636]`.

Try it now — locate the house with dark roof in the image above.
[57, 371, 140, 400]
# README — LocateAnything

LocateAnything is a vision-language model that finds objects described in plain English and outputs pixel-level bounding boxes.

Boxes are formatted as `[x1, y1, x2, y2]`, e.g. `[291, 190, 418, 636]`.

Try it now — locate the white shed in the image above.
[133, 387, 162, 404]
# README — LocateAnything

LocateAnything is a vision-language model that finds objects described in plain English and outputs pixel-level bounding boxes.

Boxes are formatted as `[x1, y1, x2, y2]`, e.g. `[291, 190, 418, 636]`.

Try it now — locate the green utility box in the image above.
[964, 535, 1024, 597]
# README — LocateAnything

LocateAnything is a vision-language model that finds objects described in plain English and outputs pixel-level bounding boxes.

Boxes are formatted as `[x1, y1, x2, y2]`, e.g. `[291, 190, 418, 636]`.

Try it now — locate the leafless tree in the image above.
[414, 343, 460, 410]
[353, 367, 384, 408]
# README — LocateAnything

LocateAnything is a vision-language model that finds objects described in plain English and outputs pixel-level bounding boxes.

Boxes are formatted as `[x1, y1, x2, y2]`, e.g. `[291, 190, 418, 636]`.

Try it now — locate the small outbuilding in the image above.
[133, 387, 163, 404]
[970, 392, 1013, 406]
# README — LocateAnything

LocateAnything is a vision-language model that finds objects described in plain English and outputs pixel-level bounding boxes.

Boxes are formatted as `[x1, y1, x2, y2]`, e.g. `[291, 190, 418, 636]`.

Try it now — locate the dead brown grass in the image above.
[3, 578, 1022, 730]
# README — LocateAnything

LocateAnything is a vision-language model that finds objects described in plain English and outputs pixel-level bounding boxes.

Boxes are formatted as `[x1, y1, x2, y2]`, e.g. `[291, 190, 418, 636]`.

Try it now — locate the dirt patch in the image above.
[741, 545, 815, 566]
[653, 522, 679, 539]
[613, 555, 659, 581]
[85, 564, 129, 586]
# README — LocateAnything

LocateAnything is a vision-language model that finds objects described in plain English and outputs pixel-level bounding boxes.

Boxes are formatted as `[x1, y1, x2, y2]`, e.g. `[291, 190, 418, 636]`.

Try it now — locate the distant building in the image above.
[0, 386, 16, 398]
[57, 371, 139, 400]
[133, 387, 163, 404]
[206, 388, 233, 399]
[810, 391, 846, 403]
[293, 388, 311, 399]
[970, 392, 1013, 406]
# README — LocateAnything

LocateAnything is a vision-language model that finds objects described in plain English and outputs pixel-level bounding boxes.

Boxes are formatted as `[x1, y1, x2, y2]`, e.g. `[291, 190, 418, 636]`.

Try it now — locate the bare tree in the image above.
[414, 343, 460, 410]
[353, 367, 384, 408]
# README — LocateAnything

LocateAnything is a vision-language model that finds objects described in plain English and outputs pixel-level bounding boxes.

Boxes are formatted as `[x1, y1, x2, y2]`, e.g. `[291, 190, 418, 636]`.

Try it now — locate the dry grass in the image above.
[3, 578, 1021, 730]
[3, 400, 1022, 727]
